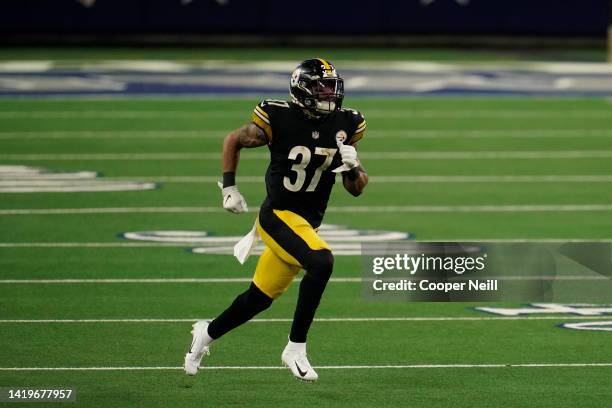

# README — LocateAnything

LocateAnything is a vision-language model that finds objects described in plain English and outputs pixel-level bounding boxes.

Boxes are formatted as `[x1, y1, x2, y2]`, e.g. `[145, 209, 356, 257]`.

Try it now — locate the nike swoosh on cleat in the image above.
[224, 195, 231, 205]
[295, 362, 308, 377]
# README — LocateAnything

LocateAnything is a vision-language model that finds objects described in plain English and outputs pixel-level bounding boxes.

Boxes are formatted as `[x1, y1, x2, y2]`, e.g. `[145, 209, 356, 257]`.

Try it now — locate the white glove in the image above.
[333, 142, 359, 173]
[217, 181, 248, 214]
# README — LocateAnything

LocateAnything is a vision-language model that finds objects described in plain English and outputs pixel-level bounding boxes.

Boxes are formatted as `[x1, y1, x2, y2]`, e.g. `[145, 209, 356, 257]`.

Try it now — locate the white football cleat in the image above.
[184, 320, 211, 376]
[281, 343, 318, 382]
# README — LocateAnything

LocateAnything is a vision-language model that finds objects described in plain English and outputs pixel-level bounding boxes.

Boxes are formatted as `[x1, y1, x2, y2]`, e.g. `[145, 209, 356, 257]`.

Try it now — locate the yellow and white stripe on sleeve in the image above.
[349, 119, 367, 144]
[252, 105, 273, 143]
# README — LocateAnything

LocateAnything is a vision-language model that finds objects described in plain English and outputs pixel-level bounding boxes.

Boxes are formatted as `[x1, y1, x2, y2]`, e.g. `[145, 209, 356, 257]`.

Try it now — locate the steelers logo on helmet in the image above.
[290, 68, 301, 87]
[289, 58, 344, 117]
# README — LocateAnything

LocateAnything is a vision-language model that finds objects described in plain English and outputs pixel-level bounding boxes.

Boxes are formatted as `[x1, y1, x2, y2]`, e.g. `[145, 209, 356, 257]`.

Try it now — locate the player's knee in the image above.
[240, 282, 273, 311]
[303, 250, 334, 283]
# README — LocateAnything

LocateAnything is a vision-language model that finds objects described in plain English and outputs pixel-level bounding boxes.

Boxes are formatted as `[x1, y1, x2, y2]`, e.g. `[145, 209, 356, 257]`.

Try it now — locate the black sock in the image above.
[290, 250, 334, 343]
[207, 282, 273, 340]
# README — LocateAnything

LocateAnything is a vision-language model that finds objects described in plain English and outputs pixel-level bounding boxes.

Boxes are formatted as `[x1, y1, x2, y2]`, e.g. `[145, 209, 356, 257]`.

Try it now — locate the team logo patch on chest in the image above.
[336, 130, 347, 143]
[311, 131, 320, 140]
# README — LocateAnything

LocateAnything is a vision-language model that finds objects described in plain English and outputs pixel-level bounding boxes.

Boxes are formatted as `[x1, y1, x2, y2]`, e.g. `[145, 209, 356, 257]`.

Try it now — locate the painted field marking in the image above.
[371, 129, 612, 139]
[0, 316, 611, 324]
[0, 183, 156, 193]
[5, 174, 612, 184]
[2, 204, 612, 216]
[0, 277, 359, 284]
[3, 151, 612, 161]
[0, 110, 611, 119]
[0, 242, 189, 248]
[0, 363, 611, 371]
[0, 276, 606, 284]
[561, 321, 612, 331]
[106, 175, 612, 184]
[0, 165, 155, 192]
[2, 129, 612, 140]
[0, 131, 225, 140]
[2, 239, 612, 248]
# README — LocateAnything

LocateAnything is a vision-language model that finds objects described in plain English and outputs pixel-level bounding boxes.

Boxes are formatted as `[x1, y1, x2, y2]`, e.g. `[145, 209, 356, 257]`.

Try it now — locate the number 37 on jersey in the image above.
[251, 99, 366, 195]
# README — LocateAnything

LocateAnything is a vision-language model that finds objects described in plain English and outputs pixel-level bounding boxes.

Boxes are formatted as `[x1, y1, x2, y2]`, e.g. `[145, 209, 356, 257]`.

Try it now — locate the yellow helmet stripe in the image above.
[317, 58, 333, 72]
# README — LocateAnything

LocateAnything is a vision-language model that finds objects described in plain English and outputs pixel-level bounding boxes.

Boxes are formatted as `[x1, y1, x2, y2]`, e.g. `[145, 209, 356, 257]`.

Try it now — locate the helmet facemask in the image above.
[310, 77, 344, 114]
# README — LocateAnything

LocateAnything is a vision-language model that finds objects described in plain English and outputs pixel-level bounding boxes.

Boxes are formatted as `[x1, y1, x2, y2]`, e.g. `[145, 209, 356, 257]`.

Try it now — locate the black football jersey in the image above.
[251, 100, 366, 228]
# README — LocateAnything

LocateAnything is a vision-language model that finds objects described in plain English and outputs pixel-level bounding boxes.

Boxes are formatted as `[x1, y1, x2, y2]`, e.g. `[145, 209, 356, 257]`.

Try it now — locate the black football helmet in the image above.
[290, 58, 344, 116]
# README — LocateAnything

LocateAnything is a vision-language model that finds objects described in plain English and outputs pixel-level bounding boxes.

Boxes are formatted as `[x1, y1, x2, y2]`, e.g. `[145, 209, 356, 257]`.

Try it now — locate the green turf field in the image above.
[1, 96, 611, 407]
[0, 46, 606, 62]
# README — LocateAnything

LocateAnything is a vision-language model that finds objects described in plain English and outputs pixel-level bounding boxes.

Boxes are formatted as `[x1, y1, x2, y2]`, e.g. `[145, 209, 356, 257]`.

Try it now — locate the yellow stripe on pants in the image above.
[253, 210, 331, 299]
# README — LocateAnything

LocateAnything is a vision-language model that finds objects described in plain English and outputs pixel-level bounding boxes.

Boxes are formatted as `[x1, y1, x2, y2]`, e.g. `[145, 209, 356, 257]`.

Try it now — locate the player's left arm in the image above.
[340, 111, 368, 197]
[341, 154, 368, 197]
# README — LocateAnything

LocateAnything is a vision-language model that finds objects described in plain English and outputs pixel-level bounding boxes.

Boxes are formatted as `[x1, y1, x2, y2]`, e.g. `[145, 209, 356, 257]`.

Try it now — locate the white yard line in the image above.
[2, 204, 612, 216]
[6, 174, 612, 184]
[0, 276, 606, 284]
[0, 207, 227, 215]
[0, 110, 611, 119]
[371, 129, 612, 139]
[0, 316, 611, 324]
[2, 129, 612, 140]
[325, 204, 612, 212]
[0, 362, 611, 371]
[2, 238, 612, 248]
[364, 175, 612, 183]
[2, 151, 612, 161]
[0, 242, 189, 247]
[0, 111, 239, 119]
[0, 153, 228, 160]
[0, 277, 359, 284]
[365, 110, 612, 119]
[0, 131, 225, 139]
[106, 175, 612, 184]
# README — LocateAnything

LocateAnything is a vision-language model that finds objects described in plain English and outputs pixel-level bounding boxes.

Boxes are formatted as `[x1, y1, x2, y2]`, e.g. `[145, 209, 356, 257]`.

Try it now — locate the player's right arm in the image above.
[219, 102, 273, 213]
[219, 123, 267, 214]
[223, 101, 272, 175]
[222, 123, 267, 174]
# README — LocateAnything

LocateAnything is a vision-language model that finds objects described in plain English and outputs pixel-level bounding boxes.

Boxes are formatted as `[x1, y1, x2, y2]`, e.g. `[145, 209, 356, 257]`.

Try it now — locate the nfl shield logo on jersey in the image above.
[312, 131, 320, 139]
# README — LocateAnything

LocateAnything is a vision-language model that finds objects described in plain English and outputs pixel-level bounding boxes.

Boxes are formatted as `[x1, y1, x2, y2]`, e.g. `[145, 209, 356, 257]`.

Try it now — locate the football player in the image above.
[185, 58, 368, 381]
